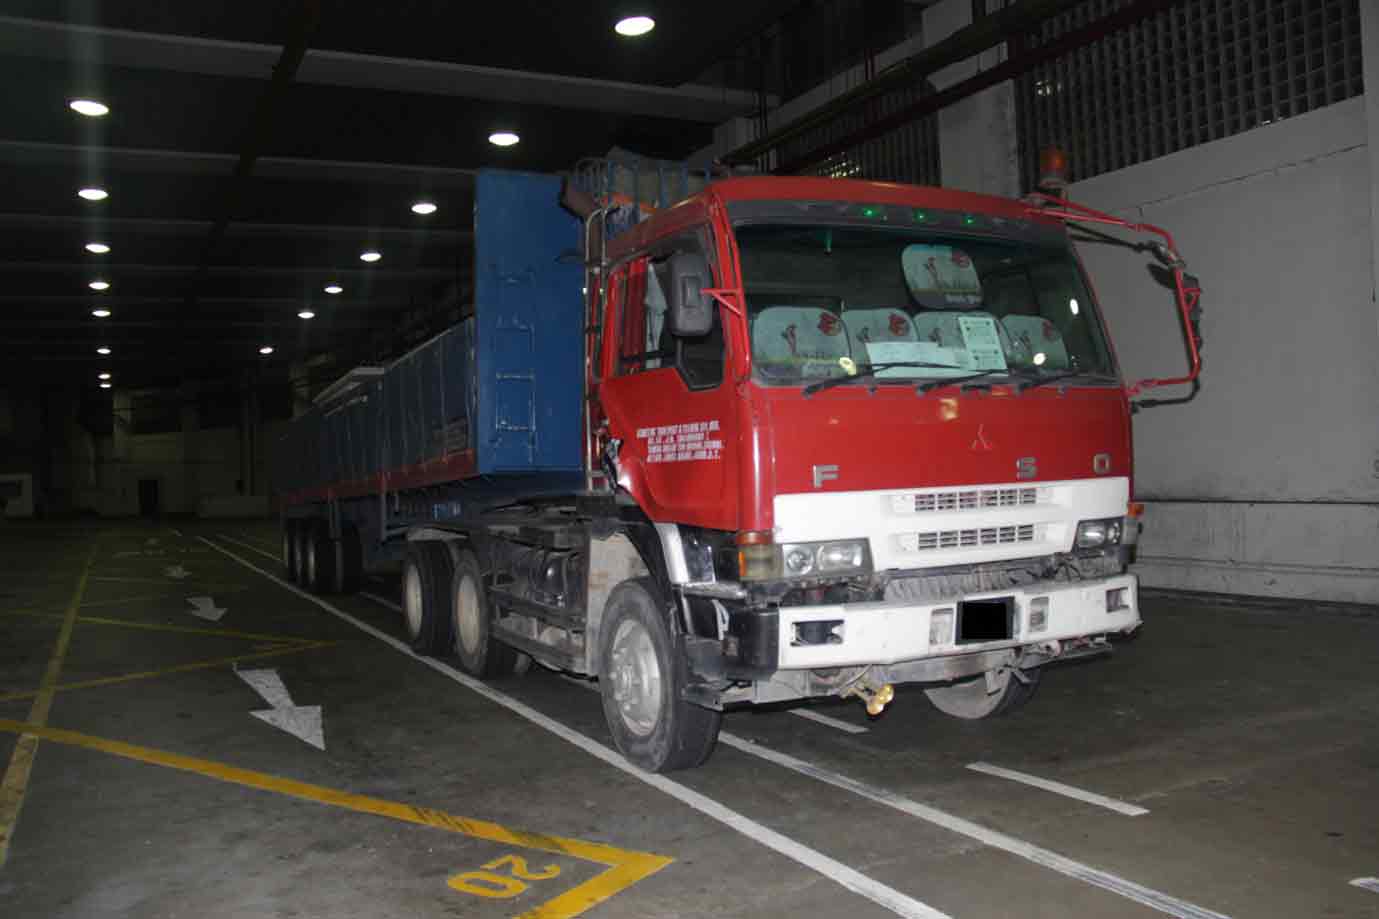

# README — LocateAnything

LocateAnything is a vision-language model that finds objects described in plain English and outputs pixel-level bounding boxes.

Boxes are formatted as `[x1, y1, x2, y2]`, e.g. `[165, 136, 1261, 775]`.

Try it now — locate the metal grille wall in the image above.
[1015, 0, 1365, 185]
[779, 81, 943, 186]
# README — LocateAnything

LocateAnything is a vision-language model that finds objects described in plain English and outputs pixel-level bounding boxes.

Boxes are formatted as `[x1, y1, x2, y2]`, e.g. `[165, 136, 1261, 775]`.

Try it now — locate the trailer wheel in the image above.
[291, 520, 311, 585]
[303, 518, 336, 595]
[333, 520, 363, 594]
[597, 578, 720, 772]
[924, 667, 1041, 720]
[450, 550, 517, 678]
[402, 542, 454, 655]
[281, 521, 298, 581]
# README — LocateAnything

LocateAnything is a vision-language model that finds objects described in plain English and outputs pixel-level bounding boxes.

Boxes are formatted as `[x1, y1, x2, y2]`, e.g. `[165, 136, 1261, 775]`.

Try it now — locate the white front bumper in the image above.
[777, 574, 1139, 669]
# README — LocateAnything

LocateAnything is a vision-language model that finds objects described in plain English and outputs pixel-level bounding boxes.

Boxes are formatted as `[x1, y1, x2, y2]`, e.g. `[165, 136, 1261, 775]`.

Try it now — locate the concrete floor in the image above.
[2, 521, 1378, 919]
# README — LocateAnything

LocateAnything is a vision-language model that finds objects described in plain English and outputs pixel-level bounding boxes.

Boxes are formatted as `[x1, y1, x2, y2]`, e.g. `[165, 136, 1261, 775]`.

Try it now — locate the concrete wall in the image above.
[1069, 96, 1379, 604]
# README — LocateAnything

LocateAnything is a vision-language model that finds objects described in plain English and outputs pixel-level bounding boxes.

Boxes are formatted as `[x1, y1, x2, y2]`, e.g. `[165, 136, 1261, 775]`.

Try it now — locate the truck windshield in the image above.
[735, 223, 1115, 387]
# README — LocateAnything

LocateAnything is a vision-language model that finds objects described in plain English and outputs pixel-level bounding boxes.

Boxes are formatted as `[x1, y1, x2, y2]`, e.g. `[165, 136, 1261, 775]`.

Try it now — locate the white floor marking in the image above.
[966, 762, 1149, 817]
[359, 591, 400, 611]
[790, 708, 870, 735]
[1351, 878, 1379, 894]
[203, 535, 949, 919]
[169, 528, 184, 538]
[236, 667, 325, 751]
[186, 595, 227, 622]
[714, 734, 1231, 919]
[219, 535, 278, 563]
[146, 537, 161, 547]
[164, 564, 191, 580]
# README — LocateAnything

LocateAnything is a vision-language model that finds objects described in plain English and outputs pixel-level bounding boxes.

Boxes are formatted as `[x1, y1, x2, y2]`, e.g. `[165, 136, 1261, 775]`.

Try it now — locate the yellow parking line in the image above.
[0, 540, 98, 866]
[0, 718, 670, 918]
[0, 641, 339, 704]
[0, 607, 321, 646]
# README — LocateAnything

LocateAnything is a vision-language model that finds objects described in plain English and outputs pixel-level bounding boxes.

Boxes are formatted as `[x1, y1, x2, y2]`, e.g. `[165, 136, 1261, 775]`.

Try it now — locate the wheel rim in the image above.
[454, 572, 481, 656]
[608, 618, 662, 737]
[402, 564, 424, 639]
[305, 538, 317, 586]
[924, 669, 1012, 719]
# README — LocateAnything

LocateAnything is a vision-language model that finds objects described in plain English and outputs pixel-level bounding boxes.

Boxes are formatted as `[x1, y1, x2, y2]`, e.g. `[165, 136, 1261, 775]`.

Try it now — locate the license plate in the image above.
[958, 597, 1014, 643]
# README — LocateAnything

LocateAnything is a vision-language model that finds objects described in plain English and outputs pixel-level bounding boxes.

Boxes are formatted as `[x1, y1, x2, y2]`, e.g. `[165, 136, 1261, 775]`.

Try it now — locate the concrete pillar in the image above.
[1362, 0, 1379, 339]
[923, 0, 1021, 197]
[110, 391, 132, 516]
[180, 383, 199, 515]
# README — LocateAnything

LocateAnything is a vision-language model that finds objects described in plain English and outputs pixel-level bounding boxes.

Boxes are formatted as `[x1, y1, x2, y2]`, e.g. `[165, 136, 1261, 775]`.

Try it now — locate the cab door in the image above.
[597, 231, 739, 531]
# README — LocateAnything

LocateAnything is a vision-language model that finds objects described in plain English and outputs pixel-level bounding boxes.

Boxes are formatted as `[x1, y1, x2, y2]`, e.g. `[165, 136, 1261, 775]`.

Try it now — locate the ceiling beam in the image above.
[0, 261, 455, 280]
[0, 140, 477, 188]
[0, 213, 471, 242]
[0, 15, 765, 123]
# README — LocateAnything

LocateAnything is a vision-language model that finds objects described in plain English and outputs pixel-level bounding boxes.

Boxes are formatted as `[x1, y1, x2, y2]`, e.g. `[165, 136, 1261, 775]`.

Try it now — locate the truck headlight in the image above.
[1074, 517, 1123, 549]
[739, 539, 872, 581]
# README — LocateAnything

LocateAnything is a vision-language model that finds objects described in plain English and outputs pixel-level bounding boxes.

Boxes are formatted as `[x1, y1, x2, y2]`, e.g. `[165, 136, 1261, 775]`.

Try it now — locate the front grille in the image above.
[902, 524, 1037, 552]
[898, 487, 1039, 514]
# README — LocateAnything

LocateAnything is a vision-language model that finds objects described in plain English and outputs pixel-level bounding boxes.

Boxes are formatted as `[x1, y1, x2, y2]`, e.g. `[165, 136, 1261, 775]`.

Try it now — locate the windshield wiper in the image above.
[1016, 370, 1119, 392]
[802, 362, 963, 397]
[915, 366, 1039, 394]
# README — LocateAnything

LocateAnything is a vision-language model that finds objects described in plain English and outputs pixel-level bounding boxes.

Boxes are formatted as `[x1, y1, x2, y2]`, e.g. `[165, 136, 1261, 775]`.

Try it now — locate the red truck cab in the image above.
[590, 176, 1146, 727]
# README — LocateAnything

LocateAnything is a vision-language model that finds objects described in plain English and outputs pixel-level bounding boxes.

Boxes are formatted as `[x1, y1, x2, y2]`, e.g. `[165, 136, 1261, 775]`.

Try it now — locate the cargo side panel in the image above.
[474, 170, 583, 474]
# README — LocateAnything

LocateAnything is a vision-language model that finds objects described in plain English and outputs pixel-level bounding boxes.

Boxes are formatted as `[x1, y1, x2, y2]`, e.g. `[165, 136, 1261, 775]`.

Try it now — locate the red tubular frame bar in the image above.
[1025, 192, 1203, 396]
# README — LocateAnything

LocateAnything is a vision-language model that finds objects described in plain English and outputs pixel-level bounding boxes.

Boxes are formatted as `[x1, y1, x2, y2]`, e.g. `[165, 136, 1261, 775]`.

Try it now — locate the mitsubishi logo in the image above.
[970, 424, 994, 453]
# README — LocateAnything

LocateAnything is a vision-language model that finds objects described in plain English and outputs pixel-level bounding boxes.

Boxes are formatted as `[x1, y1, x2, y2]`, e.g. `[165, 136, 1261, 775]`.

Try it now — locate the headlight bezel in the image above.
[1074, 516, 1124, 550]
[739, 538, 874, 582]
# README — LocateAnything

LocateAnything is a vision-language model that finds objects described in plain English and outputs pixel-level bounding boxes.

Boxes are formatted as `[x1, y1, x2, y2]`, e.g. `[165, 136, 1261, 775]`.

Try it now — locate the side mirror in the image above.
[666, 251, 714, 337]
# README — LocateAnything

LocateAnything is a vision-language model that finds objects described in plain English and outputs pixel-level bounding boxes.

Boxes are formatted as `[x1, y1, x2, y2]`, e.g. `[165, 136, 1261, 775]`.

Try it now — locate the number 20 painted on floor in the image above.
[448, 853, 563, 899]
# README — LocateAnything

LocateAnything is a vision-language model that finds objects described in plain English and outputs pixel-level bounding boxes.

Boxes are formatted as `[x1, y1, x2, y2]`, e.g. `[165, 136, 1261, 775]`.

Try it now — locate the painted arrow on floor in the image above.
[185, 595, 226, 622]
[235, 668, 325, 750]
[164, 564, 191, 580]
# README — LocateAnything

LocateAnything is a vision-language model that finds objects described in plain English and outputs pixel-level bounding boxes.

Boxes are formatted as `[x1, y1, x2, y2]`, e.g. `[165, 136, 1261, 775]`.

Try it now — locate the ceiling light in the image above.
[323, 284, 343, 295]
[89, 280, 110, 291]
[78, 187, 108, 201]
[85, 242, 111, 254]
[96, 346, 111, 355]
[488, 131, 520, 147]
[69, 99, 109, 117]
[614, 15, 655, 36]
[1033, 352, 1047, 366]
[359, 250, 381, 263]
[91, 308, 111, 318]
[98, 372, 111, 380]
[259, 345, 274, 355]
[411, 201, 438, 215]
[99, 382, 112, 389]
[298, 309, 315, 319]
[1069, 298, 1080, 316]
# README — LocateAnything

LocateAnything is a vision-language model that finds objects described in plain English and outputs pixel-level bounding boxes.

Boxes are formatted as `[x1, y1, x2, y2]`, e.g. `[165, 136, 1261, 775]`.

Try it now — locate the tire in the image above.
[402, 542, 454, 655]
[303, 518, 336, 595]
[333, 519, 363, 595]
[291, 520, 311, 585]
[282, 520, 298, 581]
[597, 578, 720, 772]
[924, 666, 1041, 720]
[450, 549, 517, 678]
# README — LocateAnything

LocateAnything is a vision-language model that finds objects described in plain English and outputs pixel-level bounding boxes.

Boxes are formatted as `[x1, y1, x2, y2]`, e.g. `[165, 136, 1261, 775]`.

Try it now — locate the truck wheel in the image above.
[597, 578, 720, 772]
[291, 520, 311, 585]
[282, 521, 298, 581]
[402, 542, 454, 655]
[924, 667, 1041, 720]
[451, 549, 517, 678]
[333, 520, 363, 594]
[303, 518, 336, 595]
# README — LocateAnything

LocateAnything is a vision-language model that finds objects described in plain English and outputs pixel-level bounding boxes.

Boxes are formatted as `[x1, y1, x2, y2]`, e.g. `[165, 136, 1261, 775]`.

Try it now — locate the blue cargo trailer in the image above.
[276, 170, 587, 580]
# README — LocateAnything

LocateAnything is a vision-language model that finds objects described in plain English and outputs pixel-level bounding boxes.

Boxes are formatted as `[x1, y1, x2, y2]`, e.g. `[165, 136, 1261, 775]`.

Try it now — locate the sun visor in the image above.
[903, 245, 982, 309]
